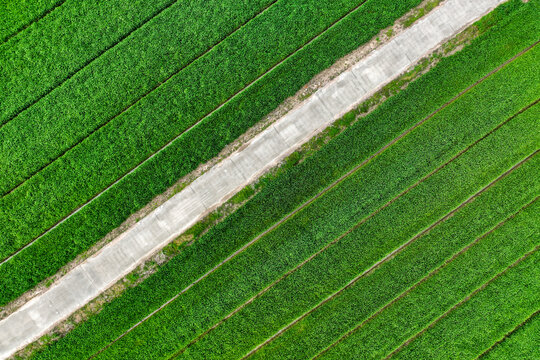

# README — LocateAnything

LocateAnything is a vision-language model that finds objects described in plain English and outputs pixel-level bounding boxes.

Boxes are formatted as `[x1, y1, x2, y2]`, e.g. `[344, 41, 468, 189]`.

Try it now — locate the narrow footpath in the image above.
[0, 0, 504, 358]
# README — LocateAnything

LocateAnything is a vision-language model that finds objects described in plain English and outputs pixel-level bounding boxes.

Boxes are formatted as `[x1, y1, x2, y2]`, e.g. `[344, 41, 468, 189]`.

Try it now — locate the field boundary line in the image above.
[0, 0, 392, 262]
[167, 100, 539, 359]
[240, 151, 538, 359]
[1, 0, 373, 198]
[0, 0, 66, 44]
[0, 0, 381, 257]
[0, 0, 281, 128]
[313, 197, 539, 359]
[383, 245, 540, 360]
[3, 30, 535, 268]
[84, 42, 537, 360]
[0, 0, 281, 195]
[475, 309, 540, 359]
[1, 0, 183, 127]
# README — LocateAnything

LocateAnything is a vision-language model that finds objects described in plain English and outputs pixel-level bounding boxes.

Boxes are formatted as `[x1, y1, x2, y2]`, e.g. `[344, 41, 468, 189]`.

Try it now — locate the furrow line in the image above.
[1, 32, 532, 278]
[474, 309, 540, 360]
[241, 151, 538, 359]
[313, 197, 539, 359]
[0, 0, 395, 263]
[169, 100, 538, 359]
[0, 0, 66, 44]
[83, 41, 536, 360]
[384, 245, 540, 360]
[0, 0, 281, 194]
[1, 0, 183, 127]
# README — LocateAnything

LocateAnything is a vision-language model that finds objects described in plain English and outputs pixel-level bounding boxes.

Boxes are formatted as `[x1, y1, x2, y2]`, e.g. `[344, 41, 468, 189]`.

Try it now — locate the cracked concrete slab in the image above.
[191, 159, 247, 209]
[315, 71, 366, 119]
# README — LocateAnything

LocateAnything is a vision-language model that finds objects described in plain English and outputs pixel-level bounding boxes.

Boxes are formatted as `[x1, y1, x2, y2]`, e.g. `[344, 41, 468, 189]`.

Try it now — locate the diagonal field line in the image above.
[384, 245, 540, 360]
[3, 37, 536, 268]
[0, 0, 281, 196]
[0, 0, 66, 44]
[313, 197, 539, 360]
[82, 45, 537, 360]
[241, 151, 538, 359]
[0, 0, 280, 127]
[167, 100, 539, 359]
[0, 0, 399, 263]
[1, 0, 186, 126]
[475, 309, 540, 360]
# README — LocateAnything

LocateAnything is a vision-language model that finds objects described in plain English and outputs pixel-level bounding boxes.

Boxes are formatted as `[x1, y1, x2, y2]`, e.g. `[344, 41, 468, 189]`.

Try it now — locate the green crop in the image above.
[0, 0, 274, 193]
[0, 0, 385, 247]
[391, 249, 540, 360]
[177, 111, 540, 360]
[29, 3, 539, 357]
[0, 0, 190, 124]
[256, 161, 539, 359]
[482, 313, 540, 360]
[0, 0, 62, 43]
[0, 0, 425, 305]
[323, 225, 539, 359]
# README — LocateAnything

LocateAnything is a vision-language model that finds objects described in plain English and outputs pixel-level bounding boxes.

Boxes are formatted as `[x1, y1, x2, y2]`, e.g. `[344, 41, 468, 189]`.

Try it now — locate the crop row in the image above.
[0, 0, 185, 124]
[172, 113, 539, 360]
[0, 0, 376, 240]
[483, 312, 540, 360]
[265, 185, 540, 359]
[0, 0, 398, 246]
[391, 247, 540, 360]
[0, 0, 426, 305]
[123, 15, 540, 358]
[259, 164, 540, 360]
[148, 46, 540, 359]
[0, 0, 276, 193]
[0, 0, 62, 43]
[30, 5, 539, 355]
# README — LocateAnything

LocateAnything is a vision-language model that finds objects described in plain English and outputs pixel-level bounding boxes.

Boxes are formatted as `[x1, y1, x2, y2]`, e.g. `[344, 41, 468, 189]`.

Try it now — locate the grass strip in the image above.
[320, 193, 539, 360]
[0, 0, 372, 253]
[313, 201, 539, 360]
[0, 0, 277, 194]
[481, 312, 540, 360]
[0, 0, 200, 125]
[0, 0, 429, 305]
[248, 130, 540, 359]
[25, 2, 537, 356]
[0, 0, 415, 253]
[0, 0, 63, 43]
[77, 52, 540, 359]
[184, 115, 539, 360]
[391, 249, 540, 360]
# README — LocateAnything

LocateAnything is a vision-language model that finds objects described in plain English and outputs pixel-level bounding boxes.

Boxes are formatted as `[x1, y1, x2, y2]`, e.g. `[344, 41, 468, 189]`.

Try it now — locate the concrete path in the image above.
[0, 0, 504, 357]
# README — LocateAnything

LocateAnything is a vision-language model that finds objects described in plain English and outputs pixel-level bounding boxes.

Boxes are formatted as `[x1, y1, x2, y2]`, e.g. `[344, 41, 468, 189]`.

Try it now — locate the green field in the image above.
[0, 0, 63, 43]
[0, 0, 423, 305]
[19, 0, 539, 359]
[1, 0, 538, 358]
[481, 311, 540, 360]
